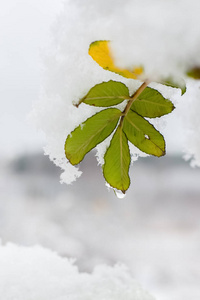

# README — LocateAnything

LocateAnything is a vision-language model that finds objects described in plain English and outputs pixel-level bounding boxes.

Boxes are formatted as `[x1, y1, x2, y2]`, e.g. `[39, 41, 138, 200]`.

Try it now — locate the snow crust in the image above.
[0, 243, 155, 300]
[33, 0, 200, 183]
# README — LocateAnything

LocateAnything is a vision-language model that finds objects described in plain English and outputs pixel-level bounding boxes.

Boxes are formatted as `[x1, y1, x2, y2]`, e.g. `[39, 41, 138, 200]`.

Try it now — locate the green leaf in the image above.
[77, 80, 130, 107]
[123, 110, 165, 157]
[187, 66, 200, 79]
[103, 126, 130, 193]
[131, 87, 175, 118]
[160, 77, 186, 95]
[65, 108, 121, 165]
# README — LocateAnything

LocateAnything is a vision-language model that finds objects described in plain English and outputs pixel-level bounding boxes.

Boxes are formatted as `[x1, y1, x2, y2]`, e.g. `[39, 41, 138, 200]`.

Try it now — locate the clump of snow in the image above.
[0, 243, 155, 300]
[33, 0, 200, 184]
[179, 80, 200, 167]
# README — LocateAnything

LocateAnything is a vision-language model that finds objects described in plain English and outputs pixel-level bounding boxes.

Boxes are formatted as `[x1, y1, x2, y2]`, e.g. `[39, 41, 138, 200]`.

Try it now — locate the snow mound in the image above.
[0, 243, 155, 300]
[33, 0, 200, 183]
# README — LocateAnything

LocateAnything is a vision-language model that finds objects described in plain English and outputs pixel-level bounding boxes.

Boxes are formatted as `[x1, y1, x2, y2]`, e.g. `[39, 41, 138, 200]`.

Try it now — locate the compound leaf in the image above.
[103, 126, 130, 193]
[78, 80, 130, 107]
[131, 87, 175, 118]
[65, 108, 121, 165]
[89, 40, 143, 79]
[123, 110, 165, 157]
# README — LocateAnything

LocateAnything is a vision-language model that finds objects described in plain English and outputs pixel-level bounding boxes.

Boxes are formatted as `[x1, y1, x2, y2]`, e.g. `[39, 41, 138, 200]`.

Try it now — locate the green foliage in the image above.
[65, 80, 174, 193]
[77, 80, 130, 107]
[131, 87, 175, 117]
[103, 126, 131, 193]
[123, 110, 165, 157]
[65, 108, 121, 165]
[64, 40, 186, 194]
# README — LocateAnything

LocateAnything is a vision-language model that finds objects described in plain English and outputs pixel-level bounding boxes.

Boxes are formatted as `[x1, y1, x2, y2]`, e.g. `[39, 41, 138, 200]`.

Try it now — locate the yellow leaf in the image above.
[89, 40, 143, 79]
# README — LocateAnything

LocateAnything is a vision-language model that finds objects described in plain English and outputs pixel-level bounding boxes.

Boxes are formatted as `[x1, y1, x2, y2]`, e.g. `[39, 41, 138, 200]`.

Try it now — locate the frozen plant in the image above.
[65, 40, 181, 193]
[33, 0, 200, 190]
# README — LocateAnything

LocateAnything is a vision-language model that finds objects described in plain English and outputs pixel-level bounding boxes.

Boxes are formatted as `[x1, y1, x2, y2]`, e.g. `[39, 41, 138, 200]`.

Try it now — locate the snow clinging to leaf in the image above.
[34, 0, 200, 183]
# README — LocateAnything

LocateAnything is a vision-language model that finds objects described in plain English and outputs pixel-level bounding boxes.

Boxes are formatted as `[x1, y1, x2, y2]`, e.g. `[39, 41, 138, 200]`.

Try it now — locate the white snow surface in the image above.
[1, 155, 200, 300]
[0, 243, 155, 300]
[33, 0, 200, 183]
[180, 80, 200, 167]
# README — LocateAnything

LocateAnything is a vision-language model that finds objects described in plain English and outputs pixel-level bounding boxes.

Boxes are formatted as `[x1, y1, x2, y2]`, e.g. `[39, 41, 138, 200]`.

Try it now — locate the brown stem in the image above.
[125, 80, 150, 114]
[119, 80, 150, 127]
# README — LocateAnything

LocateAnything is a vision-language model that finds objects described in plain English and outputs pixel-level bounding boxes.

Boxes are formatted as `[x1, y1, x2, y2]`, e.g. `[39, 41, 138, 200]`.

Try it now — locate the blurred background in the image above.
[0, 1, 200, 300]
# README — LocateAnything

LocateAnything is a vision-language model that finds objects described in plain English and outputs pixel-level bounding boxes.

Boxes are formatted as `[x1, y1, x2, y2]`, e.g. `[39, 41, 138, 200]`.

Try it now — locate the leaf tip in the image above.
[159, 148, 166, 157]
[89, 40, 110, 49]
[181, 86, 187, 95]
[73, 103, 79, 108]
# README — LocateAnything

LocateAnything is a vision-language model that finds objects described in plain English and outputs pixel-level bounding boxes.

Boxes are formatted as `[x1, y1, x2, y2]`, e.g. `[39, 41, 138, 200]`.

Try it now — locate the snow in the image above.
[1, 154, 200, 300]
[1, 1, 200, 299]
[0, 0, 64, 158]
[33, 0, 200, 184]
[0, 243, 155, 300]
[179, 80, 200, 167]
